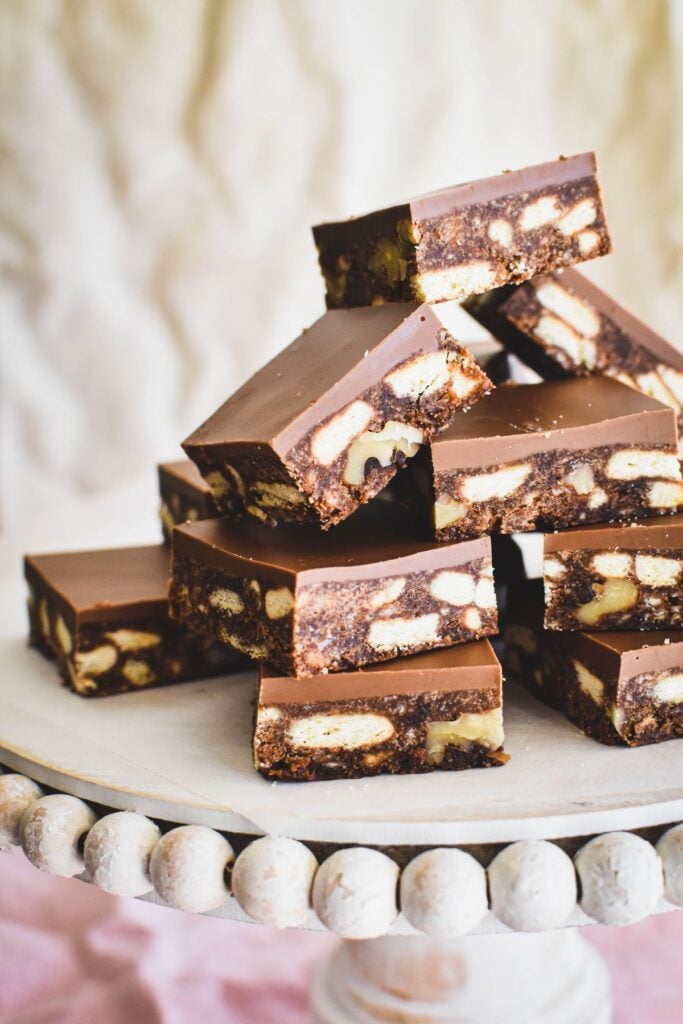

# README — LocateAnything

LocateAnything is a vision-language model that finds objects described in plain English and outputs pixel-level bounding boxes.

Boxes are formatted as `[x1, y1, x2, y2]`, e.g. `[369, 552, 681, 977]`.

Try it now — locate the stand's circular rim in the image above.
[2, 763, 681, 938]
[2, 742, 683, 845]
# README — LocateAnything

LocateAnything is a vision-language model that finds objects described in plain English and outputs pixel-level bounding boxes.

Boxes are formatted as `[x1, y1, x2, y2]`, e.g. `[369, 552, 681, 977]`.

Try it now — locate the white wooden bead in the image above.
[84, 811, 161, 897]
[0, 774, 43, 849]
[400, 848, 488, 937]
[232, 836, 318, 928]
[20, 794, 97, 877]
[575, 831, 663, 926]
[150, 825, 233, 913]
[313, 847, 399, 939]
[488, 840, 577, 932]
[656, 823, 683, 907]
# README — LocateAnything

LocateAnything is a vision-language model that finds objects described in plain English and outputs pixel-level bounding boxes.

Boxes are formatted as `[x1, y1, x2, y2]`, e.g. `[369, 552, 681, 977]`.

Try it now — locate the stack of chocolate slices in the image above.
[489, 273, 683, 747]
[25, 152, 683, 779]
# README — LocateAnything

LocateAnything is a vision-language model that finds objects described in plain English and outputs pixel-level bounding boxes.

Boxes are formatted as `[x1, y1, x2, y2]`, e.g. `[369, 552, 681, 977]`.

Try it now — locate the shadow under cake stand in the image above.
[2, 578, 683, 1024]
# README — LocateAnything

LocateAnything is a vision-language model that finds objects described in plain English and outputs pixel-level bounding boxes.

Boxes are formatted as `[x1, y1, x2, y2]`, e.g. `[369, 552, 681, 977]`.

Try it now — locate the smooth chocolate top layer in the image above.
[172, 503, 491, 586]
[544, 512, 683, 554]
[430, 378, 676, 471]
[574, 631, 683, 682]
[259, 639, 502, 703]
[528, 269, 683, 370]
[314, 153, 597, 231]
[183, 303, 455, 458]
[24, 545, 170, 624]
[158, 460, 211, 497]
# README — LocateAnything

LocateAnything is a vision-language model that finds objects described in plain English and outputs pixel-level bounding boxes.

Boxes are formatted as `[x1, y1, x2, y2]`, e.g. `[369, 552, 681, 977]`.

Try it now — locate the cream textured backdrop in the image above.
[2, 0, 683, 531]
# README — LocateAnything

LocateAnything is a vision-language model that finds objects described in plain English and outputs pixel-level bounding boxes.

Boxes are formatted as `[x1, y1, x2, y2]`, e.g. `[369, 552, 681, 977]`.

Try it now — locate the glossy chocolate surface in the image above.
[315, 154, 597, 231]
[259, 639, 501, 703]
[430, 378, 676, 470]
[183, 303, 452, 457]
[411, 153, 597, 220]
[574, 630, 683, 681]
[24, 545, 170, 624]
[545, 512, 683, 553]
[172, 503, 490, 585]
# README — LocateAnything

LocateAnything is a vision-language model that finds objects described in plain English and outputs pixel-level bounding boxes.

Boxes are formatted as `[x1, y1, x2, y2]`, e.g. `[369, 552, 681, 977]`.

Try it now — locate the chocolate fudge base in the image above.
[27, 592, 57, 661]
[171, 552, 497, 677]
[255, 691, 507, 781]
[183, 446, 316, 528]
[254, 643, 507, 781]
[504, 581, 683, 747]
[313, 153, 610, 308]
[28, 607, 238, 697]
[427, 442, 683, 541]
[544, 545, 683, 631]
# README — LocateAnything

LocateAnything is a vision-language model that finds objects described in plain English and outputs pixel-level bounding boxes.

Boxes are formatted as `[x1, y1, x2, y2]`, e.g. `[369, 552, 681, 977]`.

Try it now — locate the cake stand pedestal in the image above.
[311, 930, 611, 1024]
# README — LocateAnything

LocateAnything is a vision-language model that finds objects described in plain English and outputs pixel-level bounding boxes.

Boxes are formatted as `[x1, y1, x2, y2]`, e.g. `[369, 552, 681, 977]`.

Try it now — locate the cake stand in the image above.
[1, 485, 682, 1023]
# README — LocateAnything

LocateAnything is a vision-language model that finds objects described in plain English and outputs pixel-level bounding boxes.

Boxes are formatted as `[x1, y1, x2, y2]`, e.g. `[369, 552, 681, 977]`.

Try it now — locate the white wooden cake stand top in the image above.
[2, 627, 683, 846]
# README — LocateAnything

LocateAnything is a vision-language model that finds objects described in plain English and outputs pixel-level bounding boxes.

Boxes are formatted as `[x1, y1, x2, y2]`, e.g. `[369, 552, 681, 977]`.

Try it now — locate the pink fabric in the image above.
[0, 852, 331, 1024]
[0, 851, 681, 1023]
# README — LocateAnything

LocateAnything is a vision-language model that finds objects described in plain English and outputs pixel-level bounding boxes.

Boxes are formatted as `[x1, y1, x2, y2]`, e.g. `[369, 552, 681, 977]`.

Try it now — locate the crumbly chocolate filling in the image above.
[429, 443, 680, 541]
[254, 688, 506, 781]
[544, 546, 683, 631]
[170, 554, 497, 676]
[316, 174, 609, 309]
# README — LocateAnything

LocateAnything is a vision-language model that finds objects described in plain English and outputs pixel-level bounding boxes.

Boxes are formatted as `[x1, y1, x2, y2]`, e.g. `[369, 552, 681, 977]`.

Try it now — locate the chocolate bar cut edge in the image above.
[25, 545, 240, 697]
[504, 580, 683, 746]
[170, 509, 497, 676]
[182, 303, 491, 528]
[314, 153, 611, 308]
[255, 641, 507, 781]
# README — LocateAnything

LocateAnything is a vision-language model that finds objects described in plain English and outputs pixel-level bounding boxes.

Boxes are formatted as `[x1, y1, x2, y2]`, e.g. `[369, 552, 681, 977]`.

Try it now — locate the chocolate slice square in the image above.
[170, 504, 497, 677]
[404, 378, 682, 541]
[544, 513, 683, 631]
[25, 545, 240, 697]
[504, 580, 683, 747]
[183, 303, 490, 529]
[254, 641, 507, 781]
[313, 153, 610, 308]
[465, 268, 683, 452]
